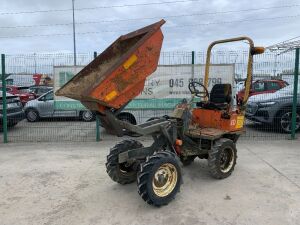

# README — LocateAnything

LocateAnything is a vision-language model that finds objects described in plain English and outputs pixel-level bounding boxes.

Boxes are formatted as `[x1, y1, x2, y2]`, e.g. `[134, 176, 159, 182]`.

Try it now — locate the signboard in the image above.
[138, 64, 234, 99]
[54, 64, 235, 110]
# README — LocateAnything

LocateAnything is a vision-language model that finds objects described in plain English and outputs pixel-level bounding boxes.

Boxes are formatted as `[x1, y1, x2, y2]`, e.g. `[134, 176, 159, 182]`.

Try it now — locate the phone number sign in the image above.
[138, 64, 235, 99]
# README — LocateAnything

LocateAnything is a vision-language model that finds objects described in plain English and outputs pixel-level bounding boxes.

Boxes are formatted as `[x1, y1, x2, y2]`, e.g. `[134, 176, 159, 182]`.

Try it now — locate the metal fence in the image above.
[0, 50, 299, 143]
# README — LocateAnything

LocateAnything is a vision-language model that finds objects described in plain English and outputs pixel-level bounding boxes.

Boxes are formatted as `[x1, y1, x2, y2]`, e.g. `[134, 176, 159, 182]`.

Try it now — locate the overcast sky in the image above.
[0, 0, 299, 54]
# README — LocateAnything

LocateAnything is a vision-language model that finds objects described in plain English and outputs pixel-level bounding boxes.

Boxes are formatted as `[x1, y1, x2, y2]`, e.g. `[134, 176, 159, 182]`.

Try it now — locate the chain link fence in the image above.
[1, 50, 299, 142]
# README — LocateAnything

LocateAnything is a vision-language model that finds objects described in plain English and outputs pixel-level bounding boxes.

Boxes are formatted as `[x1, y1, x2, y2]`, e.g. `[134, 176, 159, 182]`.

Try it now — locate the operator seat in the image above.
[196, 83, 232, 110]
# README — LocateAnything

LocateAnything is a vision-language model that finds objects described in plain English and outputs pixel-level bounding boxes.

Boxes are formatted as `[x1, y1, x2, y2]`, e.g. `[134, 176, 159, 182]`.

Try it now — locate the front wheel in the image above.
[276, 110, 300, 133]
[106, 140, 143, 185]
[137, 151, 181, 207]
[208, 138, 237, 179]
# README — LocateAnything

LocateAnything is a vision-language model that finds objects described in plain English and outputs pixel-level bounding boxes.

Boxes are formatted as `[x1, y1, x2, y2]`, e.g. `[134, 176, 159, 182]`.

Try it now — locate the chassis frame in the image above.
[99, 109, 241, 164]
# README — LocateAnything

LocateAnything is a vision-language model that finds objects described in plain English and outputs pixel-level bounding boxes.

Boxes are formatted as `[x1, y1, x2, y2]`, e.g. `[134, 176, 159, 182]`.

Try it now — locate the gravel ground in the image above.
[0, 140, 299, 225]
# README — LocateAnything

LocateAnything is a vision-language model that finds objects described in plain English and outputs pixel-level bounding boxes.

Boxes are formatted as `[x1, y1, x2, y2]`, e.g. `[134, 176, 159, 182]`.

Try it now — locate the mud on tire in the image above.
[137, 151, 182, 207]
[106, 139, 143, 185]
[208, 138, 237, 179]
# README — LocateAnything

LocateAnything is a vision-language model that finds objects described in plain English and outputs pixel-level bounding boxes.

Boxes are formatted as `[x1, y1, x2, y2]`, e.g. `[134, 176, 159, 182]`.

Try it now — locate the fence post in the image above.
[191, 51, 195, 79]
[291, 48, 299, 139]
[192, 51, 195, 64]
[1, 54, 8, 143]
[94, 51, 101, 142]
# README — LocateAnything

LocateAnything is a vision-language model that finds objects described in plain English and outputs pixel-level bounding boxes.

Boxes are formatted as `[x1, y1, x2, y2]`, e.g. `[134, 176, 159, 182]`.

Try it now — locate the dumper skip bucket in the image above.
[55, 20, 165, 113]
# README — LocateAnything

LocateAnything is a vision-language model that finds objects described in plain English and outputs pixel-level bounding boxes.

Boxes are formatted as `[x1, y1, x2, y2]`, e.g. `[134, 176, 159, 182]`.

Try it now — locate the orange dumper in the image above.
[56, 20, 264, 207]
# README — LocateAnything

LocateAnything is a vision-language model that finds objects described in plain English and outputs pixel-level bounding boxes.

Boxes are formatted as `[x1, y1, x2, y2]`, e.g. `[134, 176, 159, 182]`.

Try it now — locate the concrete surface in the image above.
[0, 140, 299, 225]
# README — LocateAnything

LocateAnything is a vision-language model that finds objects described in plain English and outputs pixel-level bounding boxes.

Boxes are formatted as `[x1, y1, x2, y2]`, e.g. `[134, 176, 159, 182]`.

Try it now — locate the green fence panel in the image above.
[291, 48, 299, 139]
[1, 54, 8, 143]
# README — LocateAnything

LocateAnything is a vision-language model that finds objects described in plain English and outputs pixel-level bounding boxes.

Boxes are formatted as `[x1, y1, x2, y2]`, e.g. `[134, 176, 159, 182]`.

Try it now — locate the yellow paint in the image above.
[104, 90, 118, 101]
[236, 116, 245, 129]
[123, 54, 137, 70]
[230, 119, 237, 126]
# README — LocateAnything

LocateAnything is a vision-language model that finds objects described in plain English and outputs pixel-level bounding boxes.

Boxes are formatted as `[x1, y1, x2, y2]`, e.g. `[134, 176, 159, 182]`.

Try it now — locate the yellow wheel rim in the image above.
[152, 163, 178, 197]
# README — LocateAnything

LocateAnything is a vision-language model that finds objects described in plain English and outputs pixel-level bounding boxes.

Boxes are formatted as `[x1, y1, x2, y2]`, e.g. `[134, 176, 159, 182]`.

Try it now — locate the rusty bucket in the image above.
[56, 20, 165, 113]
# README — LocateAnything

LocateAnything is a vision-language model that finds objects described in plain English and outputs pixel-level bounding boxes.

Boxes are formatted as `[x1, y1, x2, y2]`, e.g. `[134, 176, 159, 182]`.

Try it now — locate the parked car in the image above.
[29, 85, 53, 98]
[1, 85, 36, 105]
[236, 81, 245, 92]
[24, 90, 95, 122]
[246, 83, 300, 133]
[0, 91, 25, 129]
[237, 79, 288, 103]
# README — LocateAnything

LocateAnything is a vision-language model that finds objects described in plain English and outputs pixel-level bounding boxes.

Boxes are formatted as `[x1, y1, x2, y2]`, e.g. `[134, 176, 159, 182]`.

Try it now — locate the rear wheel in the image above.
[26, 109, 39, 122]
[137, 151, 181, 206]
[208, 138, 237, 179]
[106, 139, 143, 185]
[80, 110, 95, 122]
[276, 110, 300, 133]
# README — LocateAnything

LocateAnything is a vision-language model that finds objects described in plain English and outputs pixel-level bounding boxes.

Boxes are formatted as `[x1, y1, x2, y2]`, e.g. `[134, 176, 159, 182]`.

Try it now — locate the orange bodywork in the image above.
[192, 108, 245, 132]
[90, 29, 164, 111]
[55, 20, 165, 114]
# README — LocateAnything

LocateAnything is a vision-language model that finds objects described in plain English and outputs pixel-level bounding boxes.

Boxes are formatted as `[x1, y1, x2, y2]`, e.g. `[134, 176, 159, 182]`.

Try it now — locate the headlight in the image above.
[258, 101, 277, 107]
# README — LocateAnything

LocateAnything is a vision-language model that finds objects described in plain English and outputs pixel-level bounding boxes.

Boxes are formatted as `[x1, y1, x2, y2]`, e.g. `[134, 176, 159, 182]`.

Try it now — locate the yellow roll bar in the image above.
[204, 36, 264, 106]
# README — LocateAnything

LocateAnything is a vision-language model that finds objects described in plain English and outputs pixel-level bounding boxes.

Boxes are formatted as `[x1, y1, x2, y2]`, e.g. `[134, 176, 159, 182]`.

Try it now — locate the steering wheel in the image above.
[188, 81, 209, 98]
